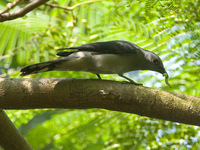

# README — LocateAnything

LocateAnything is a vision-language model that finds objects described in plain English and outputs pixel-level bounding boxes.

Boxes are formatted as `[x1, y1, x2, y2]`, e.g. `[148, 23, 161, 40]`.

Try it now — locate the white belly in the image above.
[55, 51, 139, 74]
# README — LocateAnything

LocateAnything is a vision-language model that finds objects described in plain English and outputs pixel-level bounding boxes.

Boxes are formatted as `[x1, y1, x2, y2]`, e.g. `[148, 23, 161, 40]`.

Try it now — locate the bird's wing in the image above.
[57, 40, 141, 56]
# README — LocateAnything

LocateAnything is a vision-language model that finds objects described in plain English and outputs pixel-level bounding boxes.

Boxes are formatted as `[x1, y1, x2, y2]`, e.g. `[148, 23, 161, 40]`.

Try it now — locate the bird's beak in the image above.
[163, 73, 171, 88]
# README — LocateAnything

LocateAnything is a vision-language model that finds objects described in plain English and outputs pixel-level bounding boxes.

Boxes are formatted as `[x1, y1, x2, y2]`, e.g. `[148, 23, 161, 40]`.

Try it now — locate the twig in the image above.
[0, 0, 49, 22]
[45, 0, 107, 11]
[45, 3, 72, 11]
[0, 0, 21, 14]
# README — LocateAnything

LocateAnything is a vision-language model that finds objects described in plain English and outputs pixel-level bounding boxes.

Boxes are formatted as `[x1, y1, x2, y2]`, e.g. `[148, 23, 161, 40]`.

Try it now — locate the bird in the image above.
[20, 40, 170, 86]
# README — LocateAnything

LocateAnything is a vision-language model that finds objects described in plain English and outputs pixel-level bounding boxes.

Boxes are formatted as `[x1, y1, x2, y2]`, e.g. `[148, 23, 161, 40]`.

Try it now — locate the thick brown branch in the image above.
[0, 110, 33, 150]
[0, 0, 49, 22]
[0, 78, 200, 126]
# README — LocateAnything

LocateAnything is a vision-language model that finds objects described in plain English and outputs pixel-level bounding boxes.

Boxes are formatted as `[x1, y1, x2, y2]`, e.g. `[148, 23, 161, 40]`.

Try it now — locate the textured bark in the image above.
[0, 78, 200, 126]
[0, 110, 33, 150]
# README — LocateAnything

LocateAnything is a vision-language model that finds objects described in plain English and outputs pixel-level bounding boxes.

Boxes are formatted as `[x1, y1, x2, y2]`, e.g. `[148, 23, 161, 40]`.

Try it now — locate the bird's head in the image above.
[143, 50, 171, 87]
[143, 50, 166, 73]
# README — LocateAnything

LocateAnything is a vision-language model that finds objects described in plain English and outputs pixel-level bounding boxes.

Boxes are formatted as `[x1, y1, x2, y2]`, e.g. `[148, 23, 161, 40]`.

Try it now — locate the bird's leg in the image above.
[96, 74, 102, 80]
[118, 74, 142, 86]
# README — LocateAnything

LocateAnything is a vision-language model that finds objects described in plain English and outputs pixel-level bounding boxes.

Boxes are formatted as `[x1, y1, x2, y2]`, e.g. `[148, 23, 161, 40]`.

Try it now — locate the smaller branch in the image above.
[45, 0, 107, 11]
[0, 110, 33, 150]
[0, 0, 21, 14]
[45, 3, 72, 11]
[71, 0, 106, 10]
[0, 0, 49, 22]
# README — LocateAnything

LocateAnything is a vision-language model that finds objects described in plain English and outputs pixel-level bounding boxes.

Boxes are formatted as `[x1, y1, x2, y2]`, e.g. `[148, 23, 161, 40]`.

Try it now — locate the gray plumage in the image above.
[20, 40, 168, 85]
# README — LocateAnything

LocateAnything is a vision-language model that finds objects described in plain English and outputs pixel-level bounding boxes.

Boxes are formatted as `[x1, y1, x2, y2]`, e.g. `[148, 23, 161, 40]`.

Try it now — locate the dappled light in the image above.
[0, 0, 200, 149]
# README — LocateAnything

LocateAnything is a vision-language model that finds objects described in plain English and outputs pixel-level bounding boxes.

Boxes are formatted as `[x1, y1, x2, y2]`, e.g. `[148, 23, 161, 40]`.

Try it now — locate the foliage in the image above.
[1, 0, 200, 149]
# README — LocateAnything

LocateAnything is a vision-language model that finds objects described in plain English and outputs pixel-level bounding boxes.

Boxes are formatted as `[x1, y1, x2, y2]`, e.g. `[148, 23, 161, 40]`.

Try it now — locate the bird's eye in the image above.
[153, 59, 158, 65]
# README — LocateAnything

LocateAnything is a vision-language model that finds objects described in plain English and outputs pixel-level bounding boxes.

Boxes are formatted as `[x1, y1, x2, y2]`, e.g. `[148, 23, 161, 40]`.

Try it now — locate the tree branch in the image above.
[0, 0, 108, 22]
[0, 0, 49, 22]
[0, 0, 21, 14]
[0, 109, 33, 150]
[0, 78, 200, 126]
[45, 0, 107, 11]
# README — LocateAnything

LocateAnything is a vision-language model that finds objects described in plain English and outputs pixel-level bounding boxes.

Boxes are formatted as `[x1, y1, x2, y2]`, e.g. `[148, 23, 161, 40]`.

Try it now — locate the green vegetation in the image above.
[0, 0, 200, 149]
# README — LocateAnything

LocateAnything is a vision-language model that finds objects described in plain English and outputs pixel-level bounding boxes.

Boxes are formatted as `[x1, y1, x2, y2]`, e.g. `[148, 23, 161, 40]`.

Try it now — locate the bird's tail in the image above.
[20, 60, 59, 76]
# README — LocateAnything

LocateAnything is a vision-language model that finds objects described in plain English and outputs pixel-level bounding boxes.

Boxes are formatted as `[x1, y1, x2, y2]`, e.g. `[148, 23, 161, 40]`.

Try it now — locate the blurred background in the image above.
[0, 0, 200, 149]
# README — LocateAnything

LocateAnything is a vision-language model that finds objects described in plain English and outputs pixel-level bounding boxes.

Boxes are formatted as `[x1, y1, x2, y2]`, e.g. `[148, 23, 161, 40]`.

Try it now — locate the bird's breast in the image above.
[90, 53, 140, 74]
[56, 51, 142, 74]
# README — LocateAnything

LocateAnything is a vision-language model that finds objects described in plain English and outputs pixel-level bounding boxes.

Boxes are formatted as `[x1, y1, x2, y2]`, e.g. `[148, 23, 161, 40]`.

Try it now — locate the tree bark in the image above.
[0, 78, 200, 126]
[0, 109, 33, 150]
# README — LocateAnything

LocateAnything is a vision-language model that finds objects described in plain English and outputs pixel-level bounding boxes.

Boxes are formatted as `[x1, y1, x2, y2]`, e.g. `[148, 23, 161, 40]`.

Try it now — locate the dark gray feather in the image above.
[58, 40, 141, 54]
